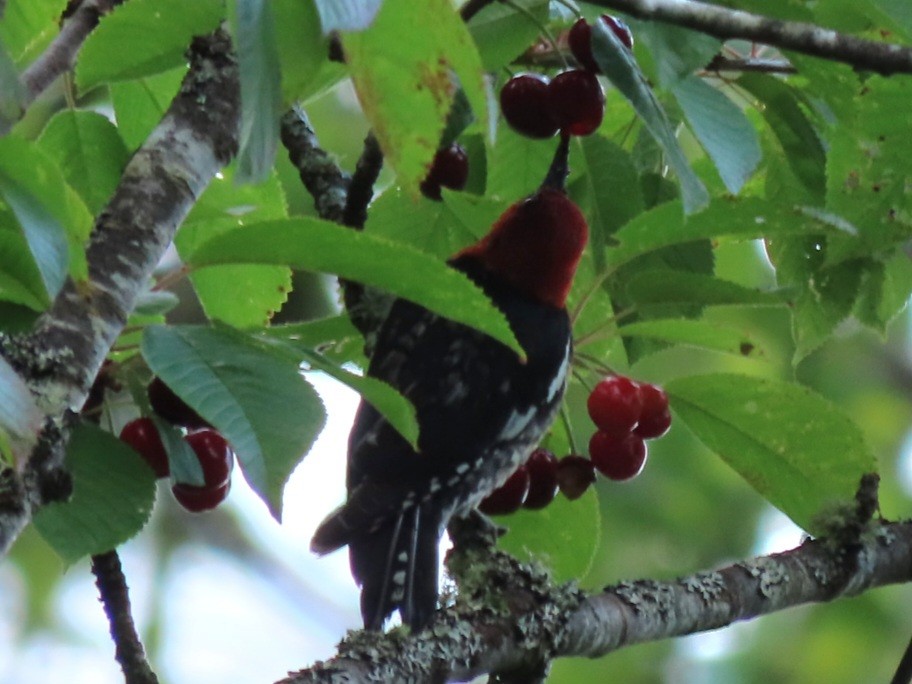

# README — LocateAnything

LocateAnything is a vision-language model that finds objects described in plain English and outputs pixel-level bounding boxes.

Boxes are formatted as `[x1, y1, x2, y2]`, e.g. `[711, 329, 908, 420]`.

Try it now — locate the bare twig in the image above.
[91, 550, 159, 684]
[279, 106, 350, 224]
[590, 0, 912, 75]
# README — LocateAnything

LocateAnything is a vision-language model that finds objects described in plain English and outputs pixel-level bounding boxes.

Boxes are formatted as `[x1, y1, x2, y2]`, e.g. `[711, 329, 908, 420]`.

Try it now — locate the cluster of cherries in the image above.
[119, 378, 235, 513]
[418, 15, 633, 202]
[499, 14, 633, 141]
[478, 375, 670, 516]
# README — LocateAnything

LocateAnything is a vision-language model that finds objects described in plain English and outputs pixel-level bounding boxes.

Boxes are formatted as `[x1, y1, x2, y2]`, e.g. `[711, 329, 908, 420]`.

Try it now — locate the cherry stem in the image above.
[570, 263, 618, 326]
[500, 0, 570, 69]
[152, 265, 190, 292]
[573, 350, 615, 377]
[559, 404, 579, 456]
[573, 306, 636, 348]
[541, 133, 571, 191]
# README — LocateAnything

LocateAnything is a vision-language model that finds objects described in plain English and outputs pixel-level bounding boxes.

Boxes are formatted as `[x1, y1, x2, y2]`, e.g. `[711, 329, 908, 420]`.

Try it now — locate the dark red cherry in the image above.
[556, 455, 597, 500]
[420, 143, 469, 200]
[568, 15, 634, 74]
[523, 448, 559, 509]
[500, 73, 559, 139]
[119, 417, 169, 478]
[148, 377, 210, 430]
[184, 429, 234, 487]
[587, 375, 643, 436]
[635, 383, 672, 439]
[549, 70, 605, 137]
[589, 431, 647, 481]
[479, 466, 530, 515]
[172, 480, 231, 513]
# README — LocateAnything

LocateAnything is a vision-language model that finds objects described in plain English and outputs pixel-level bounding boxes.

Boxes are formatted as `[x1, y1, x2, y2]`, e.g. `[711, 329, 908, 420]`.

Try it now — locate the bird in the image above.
[311, 137, 588, 631]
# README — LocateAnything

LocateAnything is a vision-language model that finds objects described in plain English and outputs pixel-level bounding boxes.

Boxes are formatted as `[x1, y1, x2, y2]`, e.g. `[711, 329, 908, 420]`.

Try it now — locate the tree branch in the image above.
[590, 0, 912, 75]
[0, 29, 239, 557]
[91, 550, 159, 684]
[279, 106, 350, 224]
[280, 518, 912, 683]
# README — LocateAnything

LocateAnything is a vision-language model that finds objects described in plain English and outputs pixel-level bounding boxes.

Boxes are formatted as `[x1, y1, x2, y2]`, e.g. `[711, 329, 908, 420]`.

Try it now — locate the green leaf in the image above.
[0, 137, 71, 304]
[0, 0, 67, 65]
[33, 423, 156, 564]
[177, 169, 291, 328]
[853, 252, 912, 332]
[607, 197, 843, 270]
[577, 135, 644, 270]
[767, 237, 863, 361]
[625, 270, 790, 308]
[738, 73, 826, 202]
[497, 486, 600, 582]
[142, 325, 326, 519]
[0, 41, 26, 129]
[110, 68, 187, 150]
[591, 22, 708, 214]
[263, 315, 363, 365]
[231, 0, 282, 183]
[618, 319, 765, 358]
[37, 111, 130, 214]
[673, 75, 761, 195]
[313, 0, 382, 31]
[487, 124, 557, 200]
[75, 0, 223, 91]
[273, 0, 342, 103]
[467, 0, 549, 71]
[825, 76, 912, 261]
[364, 186, 505, 259]
[0, 355, 42, 440]
[341, 0, 488, 193]
[299, 349, 419, 449]
[188, 217, 523, 356]
[667, 373, 877, 534]
[635, 21, 721, 88]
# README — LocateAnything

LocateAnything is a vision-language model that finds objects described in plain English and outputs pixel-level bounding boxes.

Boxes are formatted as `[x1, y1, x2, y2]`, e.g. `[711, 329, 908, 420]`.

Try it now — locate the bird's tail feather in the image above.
[350, 503, 440, 630]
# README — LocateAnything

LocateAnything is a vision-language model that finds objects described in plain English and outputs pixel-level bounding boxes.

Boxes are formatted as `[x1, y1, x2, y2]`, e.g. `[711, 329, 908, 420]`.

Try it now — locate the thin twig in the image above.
[91, 550, 159, 684]
[342, 132, 383, 230]
[589, 0, 912, 75]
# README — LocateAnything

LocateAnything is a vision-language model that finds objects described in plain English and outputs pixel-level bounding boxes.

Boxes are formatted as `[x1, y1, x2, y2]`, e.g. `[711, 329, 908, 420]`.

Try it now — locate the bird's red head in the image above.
[454, 188, 589, 309]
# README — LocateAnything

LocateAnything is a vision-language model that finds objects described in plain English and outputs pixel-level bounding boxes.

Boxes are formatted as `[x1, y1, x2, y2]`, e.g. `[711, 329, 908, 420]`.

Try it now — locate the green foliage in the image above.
[75, 0, 223, 91]
[5, 1, 912, 679]
[141, 324, 325, 520]
[667, 373, 877, 533]
[32, 423, 157, 564]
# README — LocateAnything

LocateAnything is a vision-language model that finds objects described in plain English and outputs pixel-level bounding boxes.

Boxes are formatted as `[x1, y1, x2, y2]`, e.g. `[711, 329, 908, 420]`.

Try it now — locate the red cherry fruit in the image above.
[589, 431, 647, 481]
[184, 429, 234, 487]
[119, 417, 169, 478]
[500, 73, 559, 139]
[603, 15, 634, 50]
[548, 70, 605, 136]
[568, 16, 634, 74]
[635, 383, 672, 439]
[478, 465, 530, 515]
[587, 375, 643, 436]
[420, 143, 469, 201]
[148, 377, 210, 430]
[523, 448, 559, 510]
[172, 480, 231, 513]
[568, 18, 599, 72]
[555, 455, 597, 500]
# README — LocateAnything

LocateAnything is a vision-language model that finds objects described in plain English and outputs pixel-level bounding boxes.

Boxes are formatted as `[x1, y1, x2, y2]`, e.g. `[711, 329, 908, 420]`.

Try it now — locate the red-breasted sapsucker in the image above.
[311, 139, 588, 631]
